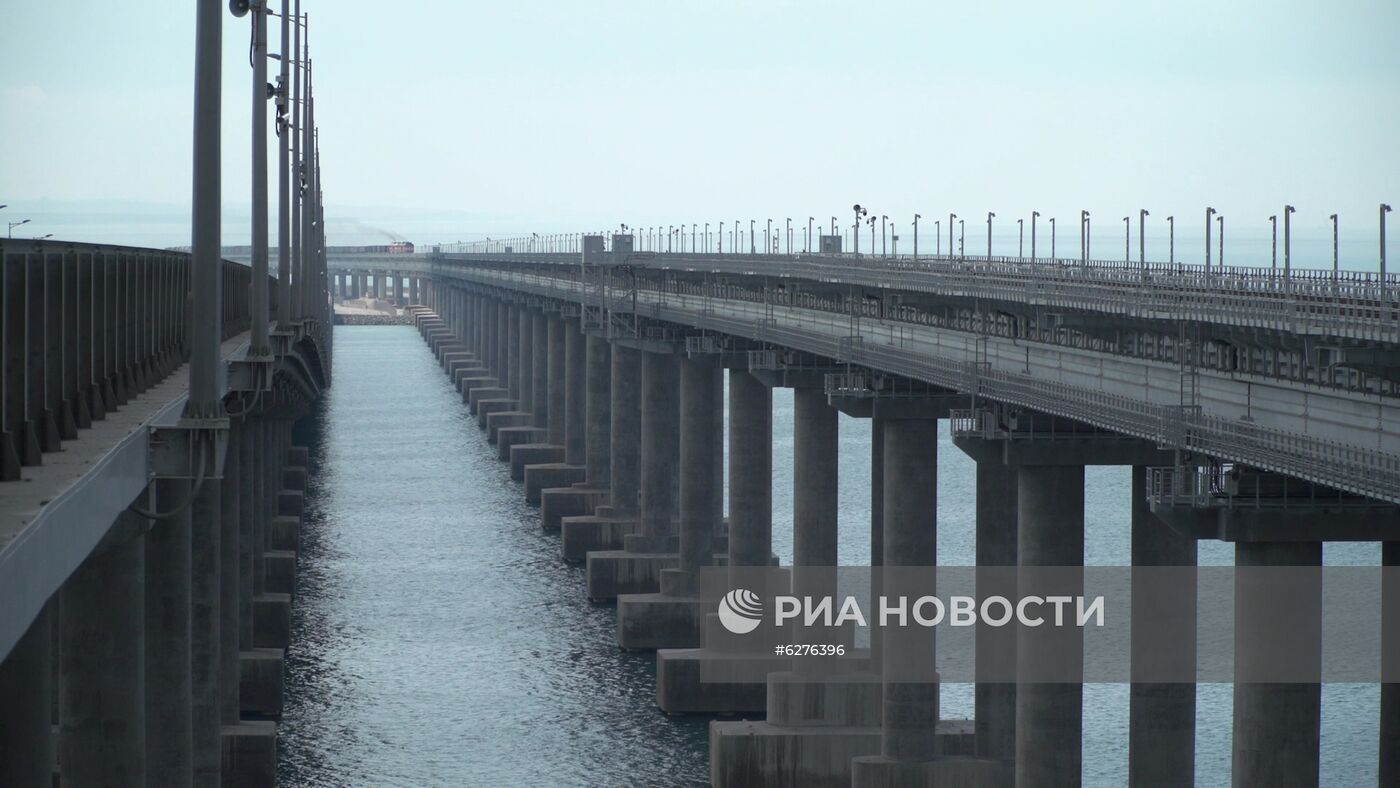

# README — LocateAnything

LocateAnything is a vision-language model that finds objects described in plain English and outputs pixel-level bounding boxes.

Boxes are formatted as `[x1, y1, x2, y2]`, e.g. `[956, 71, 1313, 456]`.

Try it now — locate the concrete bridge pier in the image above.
[475, 304, 519, 429]
[1013, 463, 1085, 788]
[562, 340, 640, 561]
[536, 329, 609, 522]
[0, 602, 53, 786]
[531, 317, 589, 511]
[659, 368, 778, 715]
[409, 276, 419, 305]
[616, 354, 721, 650]
[393, 275, 404, 305]
[59, 511, 147, 786]
[975, 459, 1018, 768]
[1127, 465, 1197, 788]
[486, 308, 534, 453]
[145, 477, 195, 785]
[502, 311, 553, 476]
[587, 347, 679, 601]
[1383, 540, 1400, 788]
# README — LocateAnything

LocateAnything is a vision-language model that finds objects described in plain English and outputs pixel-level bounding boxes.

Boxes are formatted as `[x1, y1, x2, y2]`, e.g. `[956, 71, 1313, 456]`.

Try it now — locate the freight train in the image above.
[330, 241, 415, 254]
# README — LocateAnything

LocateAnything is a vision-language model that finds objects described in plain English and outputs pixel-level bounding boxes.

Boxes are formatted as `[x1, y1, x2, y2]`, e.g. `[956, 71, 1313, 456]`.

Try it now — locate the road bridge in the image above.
[385, 233, 1398, 788]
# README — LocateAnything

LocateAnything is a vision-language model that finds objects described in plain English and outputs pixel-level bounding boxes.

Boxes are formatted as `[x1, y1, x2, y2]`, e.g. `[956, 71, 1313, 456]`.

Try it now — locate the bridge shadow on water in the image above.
[279, 325, 708, 787]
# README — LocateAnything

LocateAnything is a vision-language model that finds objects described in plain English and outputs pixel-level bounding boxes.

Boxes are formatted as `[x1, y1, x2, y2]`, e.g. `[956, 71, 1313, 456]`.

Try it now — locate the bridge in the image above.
[326, 236, 1400, 787]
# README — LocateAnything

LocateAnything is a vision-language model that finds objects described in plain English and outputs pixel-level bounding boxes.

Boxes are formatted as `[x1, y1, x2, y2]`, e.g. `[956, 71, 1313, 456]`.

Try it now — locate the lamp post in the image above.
[785, 217, 792, 254]
[1017, 217, 1023, 259]
[1284, 205, 1295, 291]
[935, 220, 941, 255]
[34, 234, 52, 240]
[1080, 210, 1090, 263]
[1123, 215, 1130, 263]
[913, 213, 921, 260]
[1167, 215, 1175, 268]
[868, 215, 876, 255]
[692, 223, 697, 254]
[958, 219, 965, 258]
[1261, 216, 1277, 278]
[718, 222, 723, 253]
[852, 205, 867, 255]
[807, 217, 814, 253]
[668, 224, 673, 253]
[1217, 214, 1224, 269]
[1032, 211, 1039, 262]
[1205, 206, 1216, 272]
[1383, 203, 1392, 280]
[1329, 213, 1338, 280]
[705, 222, 710, 253]
[750, 219, 756, 254]
[1139, 209, 1149, 267]
[948, 213, 956, 259]
[1049, 216, 1055, 260]
[6, 219, 29, 238]
[765, 219, 772, 255]
[986, 211, 994, 259]
[881, 215, 888, 256]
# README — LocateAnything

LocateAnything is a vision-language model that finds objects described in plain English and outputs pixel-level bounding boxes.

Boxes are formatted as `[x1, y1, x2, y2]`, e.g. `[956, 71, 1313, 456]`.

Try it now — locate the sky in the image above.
[1, 0, 1397, 267]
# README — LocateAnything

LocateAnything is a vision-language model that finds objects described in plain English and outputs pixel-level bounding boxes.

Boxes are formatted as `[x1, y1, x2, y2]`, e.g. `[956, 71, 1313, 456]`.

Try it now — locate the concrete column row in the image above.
[0, 411, 311, 786]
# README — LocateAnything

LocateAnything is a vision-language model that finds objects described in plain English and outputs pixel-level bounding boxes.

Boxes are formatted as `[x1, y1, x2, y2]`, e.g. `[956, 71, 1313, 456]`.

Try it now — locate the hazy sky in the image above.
[2, 0, 1397, 263]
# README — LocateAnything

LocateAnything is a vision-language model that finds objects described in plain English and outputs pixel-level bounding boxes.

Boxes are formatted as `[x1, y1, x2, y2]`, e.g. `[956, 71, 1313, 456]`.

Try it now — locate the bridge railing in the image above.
[0, 239, 263, 481]
[438, 249, 1400, 342]
[435, 260, 1400, 504]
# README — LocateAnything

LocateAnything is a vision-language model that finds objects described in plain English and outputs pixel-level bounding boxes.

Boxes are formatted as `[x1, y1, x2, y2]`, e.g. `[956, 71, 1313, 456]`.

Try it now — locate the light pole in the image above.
[852, 205, 867, 255]
[668, 224, 673, 253]
[1205, 206, 1216, 272]
[948, 213, 956, 259]
[868, 215, 876, 255]
[6, 219, 29, 238]
[1217, 214, 1224, 268]
[1031, 211, 1039, 262]
[881, 215, 888, 256]
[1284, 204, 1295, 291]
[1167, 215, 1175, 268]
[1050, 216, 1055, 260]
[1329, 213, 1338, 279]
[1017, 217, 1023, 259]
[1383, 203, 1392, 280]
[765, 219, 772, 255]
[935, 220, 941, 255]
[1080, 210, 1090, 263]
[34, 233, 52, 240]
[986, 211, 994, 259]
[1123, 215, 1130, 263]
[705, 222, 710, 253]
[1139, 209, 1149, 267]
[958, 219, 965, 258]
[718, 222, 723, 253]
[913, 213, 921, 260]
[786, 217, 792, 254]
[750, 219, 756, 254]
[1269, 215, 1277, 271]
[808, 217, 814, 253]
[692, 223, 697, 253]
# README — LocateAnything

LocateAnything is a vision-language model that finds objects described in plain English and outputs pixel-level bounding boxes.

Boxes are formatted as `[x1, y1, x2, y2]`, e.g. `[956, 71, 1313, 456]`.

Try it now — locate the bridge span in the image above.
[362, 233, 1398, 787]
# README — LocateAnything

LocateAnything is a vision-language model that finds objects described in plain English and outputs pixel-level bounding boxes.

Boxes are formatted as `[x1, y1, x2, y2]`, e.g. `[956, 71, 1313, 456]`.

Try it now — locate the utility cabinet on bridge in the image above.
[819, 234, 842, 254]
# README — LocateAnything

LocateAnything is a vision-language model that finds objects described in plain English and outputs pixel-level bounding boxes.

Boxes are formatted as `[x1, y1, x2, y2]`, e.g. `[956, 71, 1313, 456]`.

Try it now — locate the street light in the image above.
[986, 211, 995, 259]
[35, 233, 53, 240]
[1139, 209, 1149, 267]
[7, 219, 30, 238]
[1123, 216, 1130, 263]
[881, 215, 888, 256]
[1283, 204, 1296, 290]
[1205, 206, 1216, 272]
[867, 215, 877, 255]
[750, 219, 756, 254]
[1080, 210, 1090, 263]
[1167, 215, 1175, 269]
[1217, 214, 1224, 268]
[1269, 215, 1278, 271]
[718, 222, 724, 253]
[852, 205, 868, 255]
[1017, 217, 1023, 259]
[705, 222, 710, 253]
[1383, 204, 1393, 280]
[935, 220, 941, 255]
[1031, 211, 1040, 262]
[766, 219, 772, 255]
[1329, 213, 1338, 279]
[913, 213, 921, 260]
[1049, 216, 1055, 260]
[948, 213, 956, 259]
[807, 217, 814, 254]
[958, 219, 965, 258]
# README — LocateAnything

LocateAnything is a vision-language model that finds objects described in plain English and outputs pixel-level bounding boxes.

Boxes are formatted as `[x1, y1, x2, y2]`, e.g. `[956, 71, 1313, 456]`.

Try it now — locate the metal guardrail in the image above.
[0, 239, 261, 481]
[430, 261, 1400, 504]
[435, 250, 1400, 343]
[1145, 465, 1379, 509]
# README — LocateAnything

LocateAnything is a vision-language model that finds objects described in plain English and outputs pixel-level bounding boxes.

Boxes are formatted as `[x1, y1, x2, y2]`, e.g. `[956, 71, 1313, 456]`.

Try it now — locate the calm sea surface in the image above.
[279, 325, 1379, 786]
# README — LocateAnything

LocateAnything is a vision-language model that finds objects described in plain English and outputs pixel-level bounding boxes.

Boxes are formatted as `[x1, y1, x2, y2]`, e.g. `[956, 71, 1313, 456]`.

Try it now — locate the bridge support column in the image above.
[0, 601, 53, 787]
[1128, 464, 1196, 787]
[146, 478, 194, 785]
[586, 347, 678, 601]
[191, 463, 224, 786]
[792, 385, 838, 653]
[1015, 464, 1085, 788]
[504, 312, 555, 480]
[531, 317, 588, 511]
[60, 511, 146, 786]
[409, 276, 418, 305]
[394, 274, 403, 304]
[1385, 541, 1400, 788]
[660, 367, 773, 715]
[975, 459, 1018, 767]
[562, 340, 637, 562]
[617, 354, 720, 650]
[1232, 540, 1321, 788]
